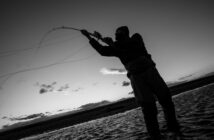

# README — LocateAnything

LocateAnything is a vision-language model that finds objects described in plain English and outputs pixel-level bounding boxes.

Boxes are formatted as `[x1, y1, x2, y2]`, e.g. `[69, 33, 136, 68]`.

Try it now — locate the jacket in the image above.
[89, 35, 155, 77]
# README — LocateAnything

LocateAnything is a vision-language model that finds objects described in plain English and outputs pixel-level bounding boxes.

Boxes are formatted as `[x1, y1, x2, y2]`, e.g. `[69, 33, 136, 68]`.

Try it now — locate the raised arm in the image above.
[81, 29, 119, 56]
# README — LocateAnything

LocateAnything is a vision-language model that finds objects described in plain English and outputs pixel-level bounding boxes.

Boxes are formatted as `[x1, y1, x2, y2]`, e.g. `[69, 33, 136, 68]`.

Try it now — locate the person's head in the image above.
[115, 26, 130, 41]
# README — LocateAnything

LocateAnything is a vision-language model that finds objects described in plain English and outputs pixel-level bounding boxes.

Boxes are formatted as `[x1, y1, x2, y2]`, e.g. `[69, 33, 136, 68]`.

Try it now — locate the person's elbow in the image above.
[98, 51, 109, 56]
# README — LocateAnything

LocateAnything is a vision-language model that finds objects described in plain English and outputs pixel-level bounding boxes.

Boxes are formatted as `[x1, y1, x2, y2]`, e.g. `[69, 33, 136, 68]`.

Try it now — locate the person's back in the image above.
[131, 33, 151, 59]
[113, 33, 153, 64]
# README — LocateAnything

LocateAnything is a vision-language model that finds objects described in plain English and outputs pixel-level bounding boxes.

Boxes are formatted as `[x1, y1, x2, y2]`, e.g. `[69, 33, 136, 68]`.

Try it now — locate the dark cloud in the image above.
[72, 87, 84, 92]
[40, 88, 48, 94]
[2, 116, 7, 119]
[57, 109, 64, 112]
[6, 113, 46, 121]
[57, 84, 69, 92]
[122, 81, 130, 87]
[36, 81, 84, 94]
[36, 82, 57, 94]
[36, 82, 70, 94]
[79, 100, 111, 110]
[178, 74, 194, 81]
[45, 112, 52, 115]
[128, 91, 134, 94]
[2, 124, 10, 129]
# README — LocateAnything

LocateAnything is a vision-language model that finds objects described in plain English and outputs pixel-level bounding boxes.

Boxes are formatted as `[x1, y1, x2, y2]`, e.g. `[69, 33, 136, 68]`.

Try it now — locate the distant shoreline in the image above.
[1, 74, 214, 140]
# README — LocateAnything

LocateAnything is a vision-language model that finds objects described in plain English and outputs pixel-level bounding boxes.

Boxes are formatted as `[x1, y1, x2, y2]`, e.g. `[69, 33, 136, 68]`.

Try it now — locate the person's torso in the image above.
[114, 39, 153, 65]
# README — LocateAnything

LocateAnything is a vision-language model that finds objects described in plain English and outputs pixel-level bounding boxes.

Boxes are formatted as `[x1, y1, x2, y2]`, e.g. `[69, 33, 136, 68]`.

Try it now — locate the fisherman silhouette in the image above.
[81, 26, 181, 140]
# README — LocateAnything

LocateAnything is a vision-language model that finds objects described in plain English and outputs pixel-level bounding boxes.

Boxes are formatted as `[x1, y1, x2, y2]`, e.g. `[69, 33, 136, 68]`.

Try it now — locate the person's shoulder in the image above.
[131, 33, 142, 40]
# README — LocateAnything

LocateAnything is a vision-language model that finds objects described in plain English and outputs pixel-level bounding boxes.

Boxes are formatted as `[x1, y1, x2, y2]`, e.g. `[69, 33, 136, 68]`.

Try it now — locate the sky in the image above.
[0, 0, 214, 129]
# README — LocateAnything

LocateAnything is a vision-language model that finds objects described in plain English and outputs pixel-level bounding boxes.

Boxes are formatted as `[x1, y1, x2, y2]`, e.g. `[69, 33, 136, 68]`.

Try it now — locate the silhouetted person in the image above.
[81, 26, 180, 140]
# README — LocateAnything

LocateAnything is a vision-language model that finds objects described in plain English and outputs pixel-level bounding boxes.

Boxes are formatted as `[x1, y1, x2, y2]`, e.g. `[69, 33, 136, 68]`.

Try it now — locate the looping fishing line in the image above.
[0, 26, 98, 88]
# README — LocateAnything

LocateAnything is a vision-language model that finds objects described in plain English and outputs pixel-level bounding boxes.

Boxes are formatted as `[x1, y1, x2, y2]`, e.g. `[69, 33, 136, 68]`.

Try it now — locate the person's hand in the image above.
[103, 37, 114, 45]
[93, 31, 102, 40]
[81, 29, 90, 37]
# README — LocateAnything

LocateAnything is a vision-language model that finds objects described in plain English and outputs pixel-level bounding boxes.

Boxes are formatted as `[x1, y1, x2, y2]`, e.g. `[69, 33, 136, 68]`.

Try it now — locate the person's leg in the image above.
[130, 75, 162, 139]
[144, 67, 180, 133]
[141, 101, 162, 140]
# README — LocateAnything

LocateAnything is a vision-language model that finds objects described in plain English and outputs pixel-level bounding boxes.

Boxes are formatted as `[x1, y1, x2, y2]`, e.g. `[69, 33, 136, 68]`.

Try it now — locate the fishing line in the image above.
[0, 47, 34, 55]
[37, 26, 96, 51]
[0, 46, 97, 88]
[0, 50, 97, 79]
[0, 53, 97, 89]
[0, 26, 96, 57]
[0, 26, 98, 88]
[38, 26, 82, 49]
[0, 35, 81, 58]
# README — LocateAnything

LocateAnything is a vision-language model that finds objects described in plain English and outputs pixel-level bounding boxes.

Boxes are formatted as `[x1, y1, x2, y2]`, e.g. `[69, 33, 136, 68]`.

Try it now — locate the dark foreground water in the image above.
[22, 83, 214, 140]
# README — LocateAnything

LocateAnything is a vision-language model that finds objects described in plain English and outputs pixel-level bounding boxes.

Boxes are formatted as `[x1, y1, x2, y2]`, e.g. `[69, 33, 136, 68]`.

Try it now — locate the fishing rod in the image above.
[38, 26, 102, 52]
[59, 26, 113, 45]
[50, 26, 100, 38]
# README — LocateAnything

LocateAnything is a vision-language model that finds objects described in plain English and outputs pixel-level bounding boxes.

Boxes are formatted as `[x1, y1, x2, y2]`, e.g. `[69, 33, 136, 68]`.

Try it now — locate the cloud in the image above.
[40, 88, 48, 94]
[35, 82, 85, 95]
[122, 81, 130, 87]
[100, 68, 127, 75]
[35, 82, 57, 94]
[5, 113, 46, 121]
[35, 82, 71, 94]
[178, 74, 194, 81]
[2, 116, 8, 120]
[2, 124, 10, 129]
[79, 100, 111, 110]
[72, 87, 84, 92]
[128, 91, 134, 94]
[57, 84, 69, 92]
